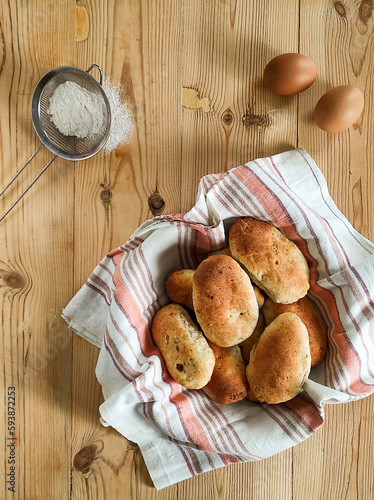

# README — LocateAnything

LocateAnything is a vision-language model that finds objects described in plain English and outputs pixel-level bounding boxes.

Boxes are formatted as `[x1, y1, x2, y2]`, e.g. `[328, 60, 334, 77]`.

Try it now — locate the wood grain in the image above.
[0, 1, 373, 499]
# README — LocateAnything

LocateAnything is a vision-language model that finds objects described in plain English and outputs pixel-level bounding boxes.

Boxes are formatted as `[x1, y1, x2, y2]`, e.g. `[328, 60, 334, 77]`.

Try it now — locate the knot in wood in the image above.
[1, 270, 26, 289]
[359, 0, 373, 23]
[334, 1, 347, 18]
[73, 444, 98, 472]
[148, 191, 165, 215]
[100, 188, 113, 204]
[242, 111, 270, 131]
[222, 109, 234, 126]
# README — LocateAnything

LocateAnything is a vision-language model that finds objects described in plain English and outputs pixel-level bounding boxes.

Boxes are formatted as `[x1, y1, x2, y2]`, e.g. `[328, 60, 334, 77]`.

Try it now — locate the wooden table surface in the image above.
[1, 1, 373, 499]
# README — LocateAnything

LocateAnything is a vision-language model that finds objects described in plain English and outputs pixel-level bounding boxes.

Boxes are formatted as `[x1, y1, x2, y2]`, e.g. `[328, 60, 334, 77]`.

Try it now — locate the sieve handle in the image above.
[86, 64, 104, 85]
[0, 146, 57, 223]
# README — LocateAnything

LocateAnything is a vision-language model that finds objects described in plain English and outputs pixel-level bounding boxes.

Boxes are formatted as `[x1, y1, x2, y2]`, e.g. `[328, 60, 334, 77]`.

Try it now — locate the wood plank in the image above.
[0, 1, 76, 499]
[299, 0, 374, 240]
[1, 0, 373, 498]
[297, 1, 374, 500]
[180, 0, 301, 212]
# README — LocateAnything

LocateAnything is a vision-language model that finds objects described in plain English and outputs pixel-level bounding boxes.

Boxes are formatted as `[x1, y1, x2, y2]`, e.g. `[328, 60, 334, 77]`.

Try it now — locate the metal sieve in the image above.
[0, 64, 111, 222]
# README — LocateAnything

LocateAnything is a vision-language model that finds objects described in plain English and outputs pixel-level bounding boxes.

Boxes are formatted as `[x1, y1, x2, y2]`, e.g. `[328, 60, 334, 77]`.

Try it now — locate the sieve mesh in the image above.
[32, 66, 111, 160]
[0, 65, 111, 223]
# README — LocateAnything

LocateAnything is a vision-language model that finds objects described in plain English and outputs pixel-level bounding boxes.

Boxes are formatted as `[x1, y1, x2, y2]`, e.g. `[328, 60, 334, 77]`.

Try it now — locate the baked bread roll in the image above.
[253, 285, 265, 309]
[239, 312, 266, 364]
[192, 254, 259, 347]
[246, 312, 311, 404]
[262, 296, 327, 367]
[207, 248, 265, 308]
[229, 217, 310, 304]
[246, 385, 259, 402]
[152, 304, 215, 389]
[165, 269, 195, 310]
[202, 343, 248, 404]
[208, 245, 232, 257]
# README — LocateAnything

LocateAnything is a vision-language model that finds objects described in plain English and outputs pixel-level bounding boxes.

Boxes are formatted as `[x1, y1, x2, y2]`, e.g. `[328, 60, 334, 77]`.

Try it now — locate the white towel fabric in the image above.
[62, 148, 374, 490]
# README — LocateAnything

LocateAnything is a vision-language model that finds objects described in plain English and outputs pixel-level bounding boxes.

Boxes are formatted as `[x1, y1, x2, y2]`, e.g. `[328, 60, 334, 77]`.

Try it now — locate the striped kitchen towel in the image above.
[62, 148, 374, 490]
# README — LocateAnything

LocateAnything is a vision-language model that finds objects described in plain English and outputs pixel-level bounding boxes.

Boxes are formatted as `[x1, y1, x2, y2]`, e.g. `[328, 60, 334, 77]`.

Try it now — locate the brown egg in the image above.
[263, 53, 317, 96]
[314, 85, 364, 133]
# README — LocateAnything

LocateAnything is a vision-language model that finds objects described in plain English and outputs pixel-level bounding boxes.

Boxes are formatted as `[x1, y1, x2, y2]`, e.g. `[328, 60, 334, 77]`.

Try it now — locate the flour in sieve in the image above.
[48, 81, 105, 138]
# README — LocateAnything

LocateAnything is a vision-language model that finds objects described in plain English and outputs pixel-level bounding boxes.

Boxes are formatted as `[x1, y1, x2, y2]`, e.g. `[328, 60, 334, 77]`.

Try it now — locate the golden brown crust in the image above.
[253, 285, 265, 309]
[152, 304, 215, 389]
[246, 385, 260, 402]
[246, 312, 311, 404]
[208, 245, 232, 257]
[165, 269, 195, 310]
[262, 296, 327, 367]
[192, 254, 259, 347]
[229, 217, 310, 304]
[202, 343, 249, 404]
[239, 312, 266, 364]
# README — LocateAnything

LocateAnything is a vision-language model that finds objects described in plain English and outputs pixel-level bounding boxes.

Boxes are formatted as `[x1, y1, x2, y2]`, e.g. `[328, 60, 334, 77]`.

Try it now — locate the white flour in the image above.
[48, 76, 134, 151]
[48, 81, 105, 138]
[102, 77, 134, 153]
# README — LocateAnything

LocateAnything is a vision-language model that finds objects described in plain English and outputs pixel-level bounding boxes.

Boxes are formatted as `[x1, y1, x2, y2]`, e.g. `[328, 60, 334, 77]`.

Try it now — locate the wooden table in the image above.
[1, 1, 373, 498]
